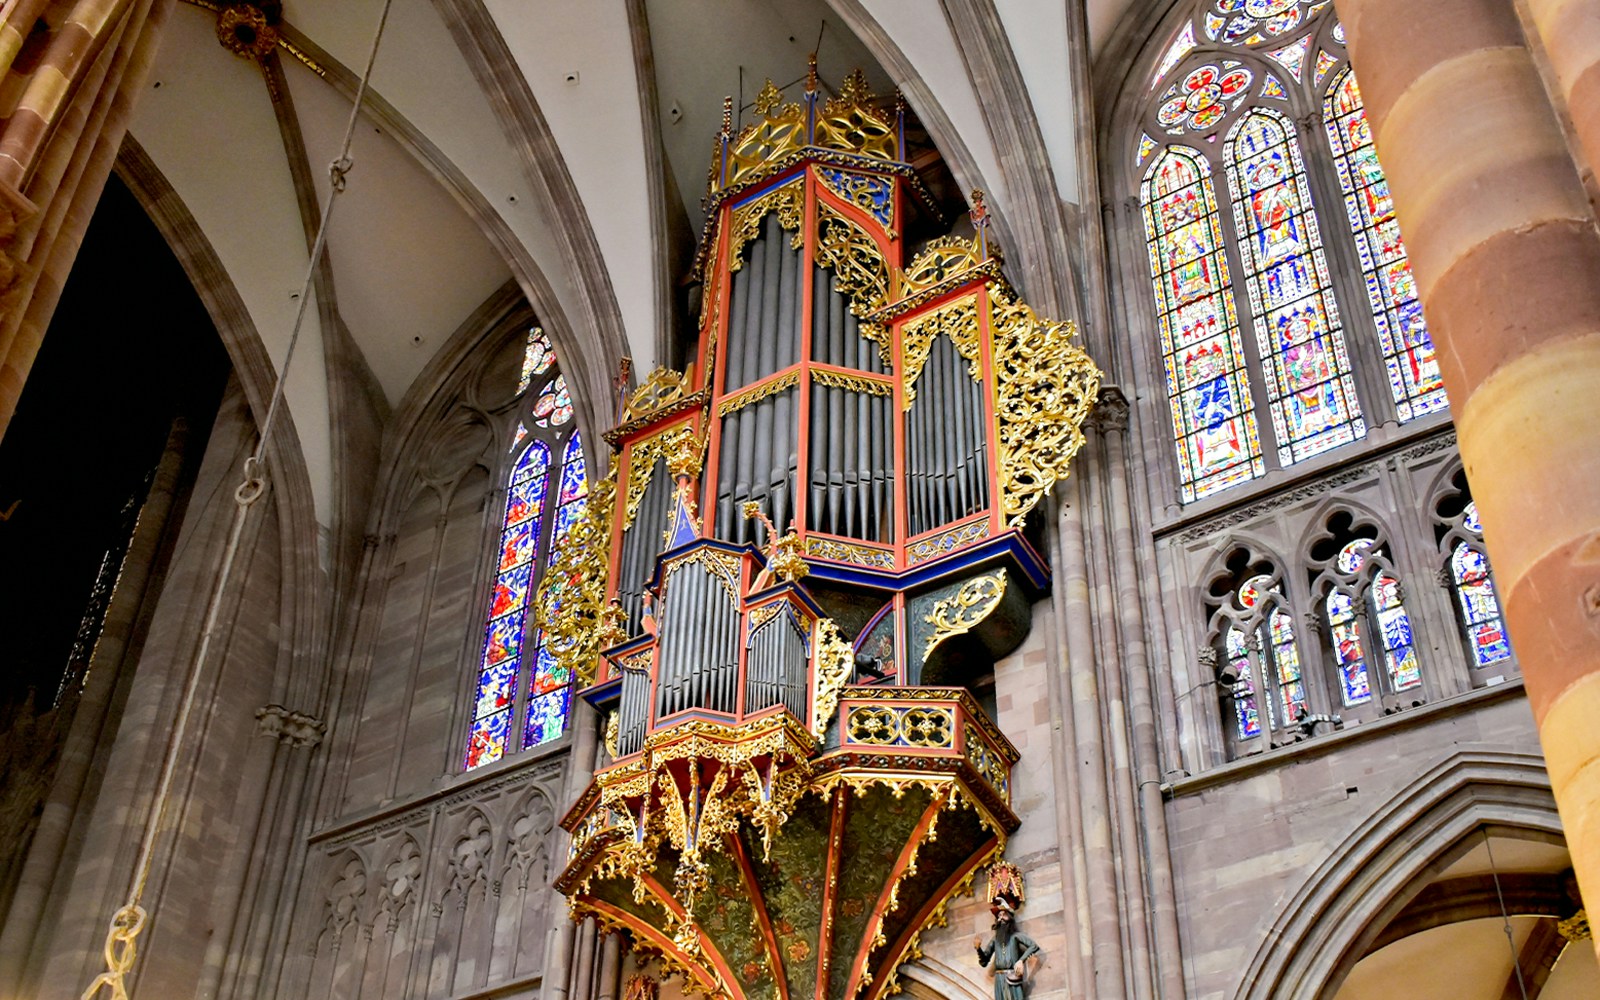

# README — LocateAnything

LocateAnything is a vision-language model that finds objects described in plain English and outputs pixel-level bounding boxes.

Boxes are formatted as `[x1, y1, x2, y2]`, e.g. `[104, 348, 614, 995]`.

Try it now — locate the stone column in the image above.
[1336, 0, 1600, 962]
[1525, 0, 1600, 191]
[0, 0, 173, 444]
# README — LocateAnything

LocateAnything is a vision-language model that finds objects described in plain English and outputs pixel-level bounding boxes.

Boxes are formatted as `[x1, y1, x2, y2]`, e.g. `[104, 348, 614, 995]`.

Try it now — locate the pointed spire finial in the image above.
[806, 52, 819, 93]
[721, 95, 734, 136]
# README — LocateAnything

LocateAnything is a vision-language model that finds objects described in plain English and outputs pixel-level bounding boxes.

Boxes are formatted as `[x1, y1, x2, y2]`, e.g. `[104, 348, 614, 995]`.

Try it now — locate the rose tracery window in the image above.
[1134, 3, 1446, 503]
[465, 328, 585, 770]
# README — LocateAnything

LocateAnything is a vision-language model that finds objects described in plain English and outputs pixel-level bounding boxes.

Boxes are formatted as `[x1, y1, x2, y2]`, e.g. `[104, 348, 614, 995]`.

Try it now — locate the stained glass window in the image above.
[519, 327, 555, 393]
[465, 329, 586, 771]
[1141, 5, 1445, 506]
[1326, 589, 1370, 706]
[466, 440, 549, 770]
[1140, 147, 1264, 500]
[1225, 109, 1364, 465]
[1226, 627, 1261, 740]
[1373, 572, 1420, 690]
[1267, 605, 1307, 723]
[523, 431, 588, 750]
[1323, 69, 1446, 421]
[1223, 574, 1304, 739]
[1452, 503, 1512, 667]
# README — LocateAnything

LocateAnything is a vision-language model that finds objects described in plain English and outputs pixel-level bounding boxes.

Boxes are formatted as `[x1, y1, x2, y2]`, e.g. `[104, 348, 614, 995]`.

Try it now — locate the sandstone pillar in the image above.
[1525, 0, 1600, 190]
[0, 0, 172, 444]
[1335, 0, 1600, 962]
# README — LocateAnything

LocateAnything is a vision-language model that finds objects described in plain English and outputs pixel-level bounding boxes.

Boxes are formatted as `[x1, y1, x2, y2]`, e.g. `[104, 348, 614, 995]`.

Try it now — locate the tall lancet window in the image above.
[1225, 109, 1362, 463]
[1141, 146, 1263, 501]
[1449, 503, 1511, 669]
[1133, 3, 1442, 504]
[1209, 567, 1308, 752]
[465, 329, 586, 770]
[1323, 69, 1445, 420]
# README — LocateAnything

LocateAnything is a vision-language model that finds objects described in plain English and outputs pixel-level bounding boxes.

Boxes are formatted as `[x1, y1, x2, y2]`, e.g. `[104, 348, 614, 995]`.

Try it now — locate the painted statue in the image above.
[973, 895, 1041, 998]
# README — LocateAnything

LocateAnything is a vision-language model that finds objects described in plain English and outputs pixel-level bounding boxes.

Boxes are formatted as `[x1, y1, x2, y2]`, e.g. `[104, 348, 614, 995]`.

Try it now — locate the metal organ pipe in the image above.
[618, 459, 672, 634]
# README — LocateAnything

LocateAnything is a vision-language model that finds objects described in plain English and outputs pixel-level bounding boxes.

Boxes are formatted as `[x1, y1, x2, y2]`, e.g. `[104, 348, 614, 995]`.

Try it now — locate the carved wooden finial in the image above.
[720, 95, 734, 136]
[806, 52, 819, 93]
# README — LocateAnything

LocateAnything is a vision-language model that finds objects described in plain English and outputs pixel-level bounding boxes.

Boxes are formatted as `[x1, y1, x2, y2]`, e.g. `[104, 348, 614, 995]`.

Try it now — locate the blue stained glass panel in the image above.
[524, 688, 572, 749]
[1453, 541, 1512, 667]
[1226, 628, 1261, 740]
[489, 563, 532, 620]
[474, 659, 518, 718]
[531, 642, 569, 694]
[1327, 589, 1371, 706]
[465, 710, 510, 769]
[499, 518, 535, 573]
[1269, 607, 1307, 722]
[483, 615, 523, 667]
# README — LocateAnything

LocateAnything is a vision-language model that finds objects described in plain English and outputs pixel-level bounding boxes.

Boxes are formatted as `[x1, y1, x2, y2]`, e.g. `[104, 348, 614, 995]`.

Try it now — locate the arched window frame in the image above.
[1308, 531, 1425, 722]
[1207, 567, 1312, 756]
[1433, 478, 1517, 685]
[1127, 2, 1449, 506]
[463, 328, 585, 771]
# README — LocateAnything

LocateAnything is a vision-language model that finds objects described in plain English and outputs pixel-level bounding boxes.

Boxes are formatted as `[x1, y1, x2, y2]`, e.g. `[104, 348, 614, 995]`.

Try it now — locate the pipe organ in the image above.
[548, 66, 1100, 999]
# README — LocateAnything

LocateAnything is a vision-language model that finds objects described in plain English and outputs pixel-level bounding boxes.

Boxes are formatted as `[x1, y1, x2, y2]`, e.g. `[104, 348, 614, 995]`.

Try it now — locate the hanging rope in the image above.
[79, 1, 394, 996]
[1486, 830, 1530, 1000]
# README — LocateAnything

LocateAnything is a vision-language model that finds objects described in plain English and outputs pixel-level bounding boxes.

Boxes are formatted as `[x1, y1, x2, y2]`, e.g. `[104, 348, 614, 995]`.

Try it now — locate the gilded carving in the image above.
[814, 70, 897, 161]
[811, 619, 855, 740]
[625, 367, 693, 421]
[901, 293, 984, 409]
[623, 426, 702, 530]
[810, 369, 892, 397]
[814, 204, 892, 365]
[805, 535, 896, 569]
[989, 286, 1102, 527]
[726, 102, 807, 190]
[923, 569, 1008, 662]
[727, 179, 805, 272]
[902, 235, 988, 294]
[717, 370, 800, 417]
[533, 458, 618, 688]
[908, 520, 991, 566]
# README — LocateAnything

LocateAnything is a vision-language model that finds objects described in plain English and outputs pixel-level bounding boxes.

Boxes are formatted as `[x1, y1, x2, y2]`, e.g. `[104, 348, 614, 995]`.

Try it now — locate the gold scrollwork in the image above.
[923, 569, 1007, 662]
[533, 458, 619, 689]
[804, 535, 896, 569]
[902, 235, 988, 293]
[811, 369, 892, 396]
[727, 179, 806, 272]
[726, 101, 807, 190]
[901, 294, 984, 409]
[1559, 909, 1591, 942]
[716, 370, 799, 417]
[623, 426, 702, 530]
[814, 204, 893, 365]
[847, 706, 900, 745]
[908, 519, 991, 566]
[814, 70, 897, 161]
[624, 367, 692, 422]
[812, 619, 855, 740]
[989, 284, 1102, 526]
[662, 546, 742, 601]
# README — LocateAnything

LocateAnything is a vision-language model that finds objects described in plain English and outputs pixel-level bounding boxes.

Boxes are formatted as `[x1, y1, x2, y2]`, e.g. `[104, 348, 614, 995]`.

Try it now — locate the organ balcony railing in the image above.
[541, 63, 1099, 999]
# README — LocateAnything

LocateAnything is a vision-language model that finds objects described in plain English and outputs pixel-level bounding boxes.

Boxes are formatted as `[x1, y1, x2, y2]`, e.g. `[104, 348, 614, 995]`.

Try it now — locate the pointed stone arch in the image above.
[1234, 746, 1560, 1000]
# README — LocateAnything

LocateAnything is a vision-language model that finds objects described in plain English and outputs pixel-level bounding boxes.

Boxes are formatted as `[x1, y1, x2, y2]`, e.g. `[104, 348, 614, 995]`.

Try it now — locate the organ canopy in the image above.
[546, 67, 1101, 998]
